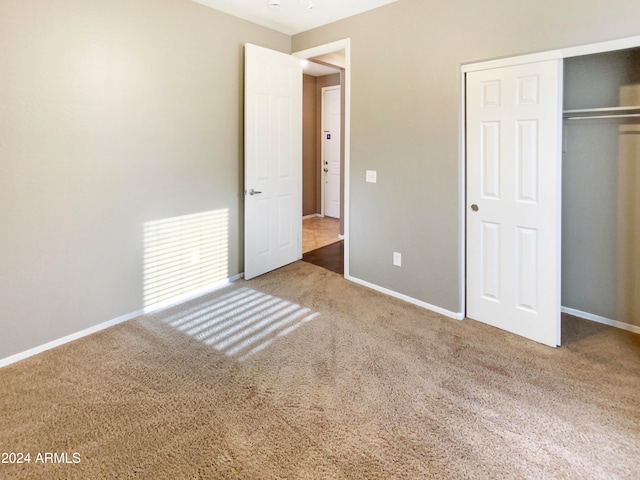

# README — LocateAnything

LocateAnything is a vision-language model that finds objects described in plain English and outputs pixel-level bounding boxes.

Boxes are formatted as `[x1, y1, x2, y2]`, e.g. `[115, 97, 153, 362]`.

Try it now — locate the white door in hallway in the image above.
[322, 86, 341, 219]
[244, 43, 302, 280]
[466, 58, 562, 347]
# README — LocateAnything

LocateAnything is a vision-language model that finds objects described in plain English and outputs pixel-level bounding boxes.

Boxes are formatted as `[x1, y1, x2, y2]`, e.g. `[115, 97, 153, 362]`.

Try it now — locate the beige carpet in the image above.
[1, 261, 639, 479]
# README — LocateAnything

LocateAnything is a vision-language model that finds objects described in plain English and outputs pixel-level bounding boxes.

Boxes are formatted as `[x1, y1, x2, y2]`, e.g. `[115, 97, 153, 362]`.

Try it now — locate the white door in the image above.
[466, 59, 562, 347]
[322, 86, 341, 218]
[244, 43, 302, 280]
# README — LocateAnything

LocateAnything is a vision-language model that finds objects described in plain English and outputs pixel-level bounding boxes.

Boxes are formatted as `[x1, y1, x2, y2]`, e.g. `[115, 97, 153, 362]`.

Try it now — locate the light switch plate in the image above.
[366, 170, 377, 183]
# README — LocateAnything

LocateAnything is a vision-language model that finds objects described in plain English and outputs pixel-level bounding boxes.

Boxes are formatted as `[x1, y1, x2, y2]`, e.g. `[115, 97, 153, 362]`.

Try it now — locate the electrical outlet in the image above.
[393, 252, 402, 267]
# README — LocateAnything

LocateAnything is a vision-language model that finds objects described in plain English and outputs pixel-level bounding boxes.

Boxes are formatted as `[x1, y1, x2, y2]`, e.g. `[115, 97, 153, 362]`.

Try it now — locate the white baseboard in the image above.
[0, 273, 244, 369]
[302, 214, 321, 220]
[0, 310, 141, 369]
[346, 274, 464, 320]
[561, 306, 640, 335]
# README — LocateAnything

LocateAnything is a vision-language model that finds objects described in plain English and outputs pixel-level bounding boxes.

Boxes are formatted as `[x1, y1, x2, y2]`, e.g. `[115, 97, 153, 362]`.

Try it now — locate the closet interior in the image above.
[562, 47, 640, 330]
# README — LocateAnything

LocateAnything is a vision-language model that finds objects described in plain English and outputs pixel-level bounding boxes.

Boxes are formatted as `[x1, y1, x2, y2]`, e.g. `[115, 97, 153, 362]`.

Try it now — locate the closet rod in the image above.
[563, 106, 640, 114]
[565, 113, 640, 120]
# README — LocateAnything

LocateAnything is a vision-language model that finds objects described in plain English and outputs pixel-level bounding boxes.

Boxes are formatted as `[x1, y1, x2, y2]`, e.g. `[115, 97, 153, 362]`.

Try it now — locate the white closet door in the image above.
[466, 59, 562, 347]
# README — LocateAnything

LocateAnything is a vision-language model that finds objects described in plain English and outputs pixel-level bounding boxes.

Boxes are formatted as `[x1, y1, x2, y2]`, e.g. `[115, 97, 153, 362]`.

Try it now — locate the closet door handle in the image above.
[471, 204, 479, 212]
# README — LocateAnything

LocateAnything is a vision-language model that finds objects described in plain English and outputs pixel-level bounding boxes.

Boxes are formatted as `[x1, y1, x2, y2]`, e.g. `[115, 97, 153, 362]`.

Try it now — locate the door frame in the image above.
[293, 39, 351, 277]
[458, 34, 640, 320]
[320, 85, 341, 218]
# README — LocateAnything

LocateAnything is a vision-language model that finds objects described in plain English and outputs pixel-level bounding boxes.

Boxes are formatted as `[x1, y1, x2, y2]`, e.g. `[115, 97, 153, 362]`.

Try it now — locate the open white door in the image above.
[466, 58, 562, 347]
[244, 43, 302, 280]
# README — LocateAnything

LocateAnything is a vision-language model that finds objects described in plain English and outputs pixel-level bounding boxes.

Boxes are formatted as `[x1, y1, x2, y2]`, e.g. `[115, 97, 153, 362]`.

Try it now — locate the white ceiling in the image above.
[303, 60, 340, 77]
[192, 0, 399, 35]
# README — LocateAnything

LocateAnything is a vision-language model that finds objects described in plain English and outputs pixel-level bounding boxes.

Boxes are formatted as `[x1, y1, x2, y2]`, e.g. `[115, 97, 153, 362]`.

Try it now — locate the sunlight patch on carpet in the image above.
[159, 287, 319, 360]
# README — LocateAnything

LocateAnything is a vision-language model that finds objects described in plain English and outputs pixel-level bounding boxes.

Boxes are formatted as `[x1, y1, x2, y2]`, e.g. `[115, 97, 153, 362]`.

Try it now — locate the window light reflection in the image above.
[159, 287, 319, 361]
[143, 210, 229, 308]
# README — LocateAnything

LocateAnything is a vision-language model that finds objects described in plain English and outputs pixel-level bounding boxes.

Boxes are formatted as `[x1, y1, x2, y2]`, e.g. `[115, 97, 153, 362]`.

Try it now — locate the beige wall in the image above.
[0, 0, 289, 360]
[292, 0, 640, 315]
[302, 74, 318, 216]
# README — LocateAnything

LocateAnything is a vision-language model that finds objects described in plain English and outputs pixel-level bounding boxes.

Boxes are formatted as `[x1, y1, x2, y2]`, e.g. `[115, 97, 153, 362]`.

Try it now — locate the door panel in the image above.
[481, 122, 501, 198]
[516, 120, 538, 202]
[481, 221, 501, 301]
[467, 59, 562, 347]
[516, 226, 538, 311]
[244, 44, 302, 280]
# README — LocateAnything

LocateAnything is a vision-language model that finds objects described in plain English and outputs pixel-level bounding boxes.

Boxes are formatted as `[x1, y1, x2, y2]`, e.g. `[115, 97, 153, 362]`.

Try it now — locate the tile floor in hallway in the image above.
[303, 216, 341, 253]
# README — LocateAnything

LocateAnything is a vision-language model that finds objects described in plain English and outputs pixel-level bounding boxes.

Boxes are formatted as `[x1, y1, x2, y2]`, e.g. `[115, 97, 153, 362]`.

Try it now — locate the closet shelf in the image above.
[563, 106, 640, 120]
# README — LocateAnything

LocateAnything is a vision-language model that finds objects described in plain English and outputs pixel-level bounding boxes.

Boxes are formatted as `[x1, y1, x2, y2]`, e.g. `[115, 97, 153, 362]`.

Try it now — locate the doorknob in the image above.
[247, 188, 262, 196]
[471, 204, 479, 212]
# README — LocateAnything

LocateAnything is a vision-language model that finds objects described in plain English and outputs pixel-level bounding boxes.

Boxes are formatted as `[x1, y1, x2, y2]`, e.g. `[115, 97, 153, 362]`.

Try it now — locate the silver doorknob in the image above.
[471, 204, 479, 212]
[248, 189, 262, 196]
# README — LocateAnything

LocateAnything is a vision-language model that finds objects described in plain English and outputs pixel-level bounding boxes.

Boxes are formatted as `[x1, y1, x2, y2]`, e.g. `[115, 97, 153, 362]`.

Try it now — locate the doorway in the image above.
[243, 40, 350, 280]
[302, 216, 343, 274]
[295, 39, 351, 276]
[302, 216, 340, 253]
[301, 73, 343, 274]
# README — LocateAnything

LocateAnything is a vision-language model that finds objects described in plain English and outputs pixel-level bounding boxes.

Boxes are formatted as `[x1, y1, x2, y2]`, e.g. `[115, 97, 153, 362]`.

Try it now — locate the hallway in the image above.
[302, 216, 340, 253]
[302, 216, 343, 275]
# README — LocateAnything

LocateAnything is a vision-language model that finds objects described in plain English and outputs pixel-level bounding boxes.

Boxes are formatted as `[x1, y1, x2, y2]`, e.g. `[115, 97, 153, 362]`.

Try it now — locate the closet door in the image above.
[466, 59, 562, 347]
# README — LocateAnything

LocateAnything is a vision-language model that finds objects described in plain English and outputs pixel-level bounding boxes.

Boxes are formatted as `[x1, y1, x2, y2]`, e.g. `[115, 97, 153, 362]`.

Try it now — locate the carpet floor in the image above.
[1, 261, 639, 479]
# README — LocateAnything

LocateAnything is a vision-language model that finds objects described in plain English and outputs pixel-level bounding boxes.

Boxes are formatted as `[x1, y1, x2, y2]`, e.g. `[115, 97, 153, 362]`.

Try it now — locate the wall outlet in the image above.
[393, 251, 402, 267]
[366, 170, 377, 183]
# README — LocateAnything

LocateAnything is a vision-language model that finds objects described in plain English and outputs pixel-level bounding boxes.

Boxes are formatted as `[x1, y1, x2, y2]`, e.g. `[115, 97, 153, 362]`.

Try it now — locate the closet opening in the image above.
[561, 47, 640, 333]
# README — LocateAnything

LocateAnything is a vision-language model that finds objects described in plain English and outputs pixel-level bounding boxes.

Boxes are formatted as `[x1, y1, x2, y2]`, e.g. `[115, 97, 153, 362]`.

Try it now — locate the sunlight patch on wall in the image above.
[143, 210, 229, 308]
[159, 286, 319, 361]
